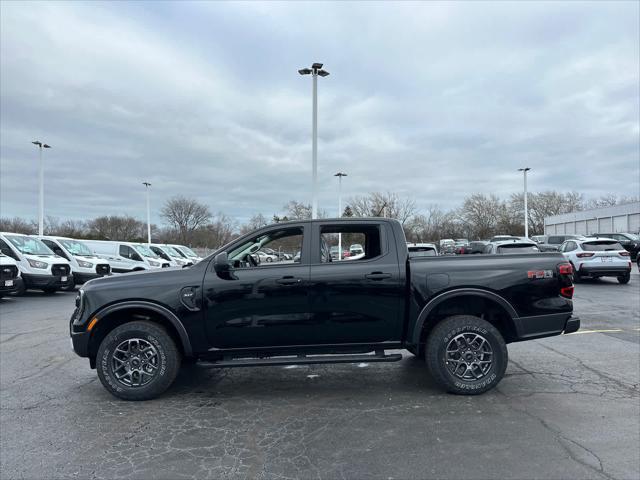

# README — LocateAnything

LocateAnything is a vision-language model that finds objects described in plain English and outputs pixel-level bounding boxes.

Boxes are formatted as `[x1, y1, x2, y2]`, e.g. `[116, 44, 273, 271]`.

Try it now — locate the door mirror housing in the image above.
[214, 252, 230, 274]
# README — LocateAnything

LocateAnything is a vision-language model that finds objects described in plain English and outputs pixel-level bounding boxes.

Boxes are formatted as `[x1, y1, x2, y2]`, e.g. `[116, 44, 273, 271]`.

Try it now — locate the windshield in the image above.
[497, 244, 540, 254]
[58, 239, 93, 256]
[5, 235, 53, 255]
[625, 233, 639, 240]
[582, 241, 624, 251]
[177, 246, 198, 257]
[163, 246, 183, 257]
[133, 244, 160, 258]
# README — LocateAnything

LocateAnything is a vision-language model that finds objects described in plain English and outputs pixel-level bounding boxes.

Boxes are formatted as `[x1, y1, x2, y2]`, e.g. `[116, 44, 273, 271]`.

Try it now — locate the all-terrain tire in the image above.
[426, 315, 508, 395]
[96, 321, 181, 401]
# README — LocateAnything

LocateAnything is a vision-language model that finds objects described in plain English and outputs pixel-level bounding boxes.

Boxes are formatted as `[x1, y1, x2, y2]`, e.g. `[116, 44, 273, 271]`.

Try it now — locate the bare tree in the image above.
[239, 213, 269, 235]
[348, 191, 416, 225]
[87, 215, 146, 241]
[161, 195, 212, 244]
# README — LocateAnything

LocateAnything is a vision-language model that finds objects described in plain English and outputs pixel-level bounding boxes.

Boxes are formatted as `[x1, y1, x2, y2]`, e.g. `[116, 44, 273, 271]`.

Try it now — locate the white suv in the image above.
[559, 237, 632, 284]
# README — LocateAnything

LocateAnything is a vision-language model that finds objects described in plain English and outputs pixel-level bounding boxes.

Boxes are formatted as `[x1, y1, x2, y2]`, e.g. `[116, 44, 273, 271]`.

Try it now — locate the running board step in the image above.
[198, 352, 403, 369]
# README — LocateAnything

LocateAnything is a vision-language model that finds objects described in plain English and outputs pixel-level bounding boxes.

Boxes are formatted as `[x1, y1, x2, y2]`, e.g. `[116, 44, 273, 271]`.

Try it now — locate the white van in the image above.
[169, 244, 202, 263]
[83, 240, 170, 273]
[149, 244, 192, 267]
[37, 236, 111, 286]
[0, 232, 73, 293]
[0, 253, 24, 297]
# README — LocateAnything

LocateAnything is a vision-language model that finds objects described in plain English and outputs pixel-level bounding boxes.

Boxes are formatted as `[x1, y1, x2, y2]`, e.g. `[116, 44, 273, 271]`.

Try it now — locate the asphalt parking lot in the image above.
[1, 274, 639, 480]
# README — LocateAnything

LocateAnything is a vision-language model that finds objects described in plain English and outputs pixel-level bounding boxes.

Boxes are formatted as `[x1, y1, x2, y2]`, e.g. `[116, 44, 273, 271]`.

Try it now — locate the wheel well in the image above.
[88, 307, 186, 364]
[418, 295, 517, 355]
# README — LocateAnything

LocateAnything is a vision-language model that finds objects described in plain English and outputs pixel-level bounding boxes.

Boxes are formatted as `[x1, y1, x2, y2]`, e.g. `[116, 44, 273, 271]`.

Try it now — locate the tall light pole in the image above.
[335, 172, 347, 260]
[299, 62, 330, 219]
[143, 182, 152, 244]
[32, 141, 51, 235]
[518, 167, 531, 238]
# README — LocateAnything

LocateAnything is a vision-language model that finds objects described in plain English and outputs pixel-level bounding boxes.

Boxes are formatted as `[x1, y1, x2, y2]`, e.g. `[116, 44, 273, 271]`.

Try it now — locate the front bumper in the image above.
[73, 272, 108, 285]
[22, 273, 74, 290]
[0, 276, 24, 294]
[514, 313, 580, 341]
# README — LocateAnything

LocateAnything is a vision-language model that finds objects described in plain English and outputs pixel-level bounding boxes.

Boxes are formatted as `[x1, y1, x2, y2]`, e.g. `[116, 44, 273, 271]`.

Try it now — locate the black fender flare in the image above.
[412, 288, 518, 345]
[93, 301, 192, 356]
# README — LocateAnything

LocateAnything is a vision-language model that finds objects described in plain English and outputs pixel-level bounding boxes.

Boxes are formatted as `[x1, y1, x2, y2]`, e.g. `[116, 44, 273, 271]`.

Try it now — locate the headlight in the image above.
[148, 260, 160, 267]
[27, 258, 48, 269]
[76, 260, 93, 268]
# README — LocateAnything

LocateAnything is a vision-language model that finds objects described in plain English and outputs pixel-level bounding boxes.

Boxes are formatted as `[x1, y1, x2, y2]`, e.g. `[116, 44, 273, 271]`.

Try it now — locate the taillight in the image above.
[619, 251, 630, 257]
[558, 263, 573, 275]
[560, 286, 574, 299]
[576, 252, 595, 258]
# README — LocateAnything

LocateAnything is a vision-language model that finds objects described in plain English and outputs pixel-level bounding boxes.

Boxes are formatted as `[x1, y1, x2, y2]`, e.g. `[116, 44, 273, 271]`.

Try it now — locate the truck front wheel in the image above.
[96, 321, 181, 401]
[425, 315, 508, 395]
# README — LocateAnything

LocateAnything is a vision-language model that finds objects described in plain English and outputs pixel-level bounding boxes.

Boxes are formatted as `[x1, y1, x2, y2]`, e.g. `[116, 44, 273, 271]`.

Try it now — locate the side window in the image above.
[119, 245, 132, 259]
[228, 227, 304, 268]
[0, 239, 19, 260]
[319, 225, 382, 263]
[42, 240, 68, 259]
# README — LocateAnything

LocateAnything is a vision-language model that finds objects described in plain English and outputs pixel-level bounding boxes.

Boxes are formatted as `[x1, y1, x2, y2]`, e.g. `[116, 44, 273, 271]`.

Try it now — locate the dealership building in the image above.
[544, 202, 640, 235]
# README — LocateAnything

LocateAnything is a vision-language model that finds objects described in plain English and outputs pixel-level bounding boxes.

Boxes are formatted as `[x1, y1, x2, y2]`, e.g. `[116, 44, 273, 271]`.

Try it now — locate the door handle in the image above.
[276, 276, 302, 285]
[365, 272, 392, 281]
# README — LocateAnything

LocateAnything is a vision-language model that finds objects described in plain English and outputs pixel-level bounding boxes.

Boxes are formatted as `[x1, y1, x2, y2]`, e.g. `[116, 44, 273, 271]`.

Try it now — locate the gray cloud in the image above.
[1, 1, 638, 224]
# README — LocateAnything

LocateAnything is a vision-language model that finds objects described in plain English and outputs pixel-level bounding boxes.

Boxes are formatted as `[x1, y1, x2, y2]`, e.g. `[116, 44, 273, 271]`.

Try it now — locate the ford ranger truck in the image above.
[70, 218, 579, 400]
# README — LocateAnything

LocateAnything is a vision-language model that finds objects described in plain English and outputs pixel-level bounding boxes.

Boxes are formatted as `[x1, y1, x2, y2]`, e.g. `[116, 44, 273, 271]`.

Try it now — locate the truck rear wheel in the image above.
[96, 321, 181, 401]
[426, 315, 507, 395]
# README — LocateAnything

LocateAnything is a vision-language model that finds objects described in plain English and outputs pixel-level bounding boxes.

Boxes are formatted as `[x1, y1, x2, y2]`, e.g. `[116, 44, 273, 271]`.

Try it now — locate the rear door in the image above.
[307, 221, 404, 345]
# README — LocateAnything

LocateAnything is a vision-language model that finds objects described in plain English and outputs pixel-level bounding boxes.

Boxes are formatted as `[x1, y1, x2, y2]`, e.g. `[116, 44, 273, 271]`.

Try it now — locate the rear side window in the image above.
[581, 241, 623, 251]
[320, 225, 382, 263]
[497, 244, 540, 254]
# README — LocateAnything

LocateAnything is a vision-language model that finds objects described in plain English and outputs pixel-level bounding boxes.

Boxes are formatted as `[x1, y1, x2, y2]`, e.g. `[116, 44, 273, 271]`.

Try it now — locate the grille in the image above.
[52, 264, 70, 276]
[0, 265, 18, 280]
[96, 264, 111, 275]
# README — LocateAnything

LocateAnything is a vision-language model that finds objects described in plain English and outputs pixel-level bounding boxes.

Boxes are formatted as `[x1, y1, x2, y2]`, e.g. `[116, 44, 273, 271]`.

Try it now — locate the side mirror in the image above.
[214, 252, 230, 274]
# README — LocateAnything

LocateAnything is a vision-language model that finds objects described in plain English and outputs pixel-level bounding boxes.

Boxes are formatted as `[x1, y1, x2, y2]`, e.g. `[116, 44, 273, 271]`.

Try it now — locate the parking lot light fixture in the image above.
[143, 182, 152, 244]
[299, 62, 330, 219]
[32, 141, 52, 235]
[518, 167, 531, 238]
[335, 172, 347, 260]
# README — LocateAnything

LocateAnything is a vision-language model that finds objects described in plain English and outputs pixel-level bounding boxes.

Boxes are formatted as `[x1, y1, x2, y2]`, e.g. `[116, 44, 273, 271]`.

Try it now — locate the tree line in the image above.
[1, 192, 636, 248]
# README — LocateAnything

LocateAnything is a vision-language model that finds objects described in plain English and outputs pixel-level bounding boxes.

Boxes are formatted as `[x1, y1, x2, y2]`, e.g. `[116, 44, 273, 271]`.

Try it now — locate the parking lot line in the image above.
[568, 328, 628, 335]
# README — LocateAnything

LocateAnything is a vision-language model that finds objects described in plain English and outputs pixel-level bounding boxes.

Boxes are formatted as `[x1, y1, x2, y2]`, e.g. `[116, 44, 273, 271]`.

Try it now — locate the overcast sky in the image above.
[1, 1, 638, 224]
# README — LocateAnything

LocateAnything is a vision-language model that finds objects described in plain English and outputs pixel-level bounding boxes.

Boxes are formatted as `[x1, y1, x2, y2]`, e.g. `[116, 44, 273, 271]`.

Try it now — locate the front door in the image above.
[203, 224, 313, 350]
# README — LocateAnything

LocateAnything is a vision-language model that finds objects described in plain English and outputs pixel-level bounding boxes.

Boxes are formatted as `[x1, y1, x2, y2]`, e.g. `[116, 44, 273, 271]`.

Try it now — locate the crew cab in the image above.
[70, 219, 578, 401]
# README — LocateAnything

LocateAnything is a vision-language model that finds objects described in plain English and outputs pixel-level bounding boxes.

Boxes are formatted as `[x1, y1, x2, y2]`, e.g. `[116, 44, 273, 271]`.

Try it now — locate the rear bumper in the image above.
[579, 265, 631, 277]
[514, 313, 580, 341]
[22, 273, 74, 290]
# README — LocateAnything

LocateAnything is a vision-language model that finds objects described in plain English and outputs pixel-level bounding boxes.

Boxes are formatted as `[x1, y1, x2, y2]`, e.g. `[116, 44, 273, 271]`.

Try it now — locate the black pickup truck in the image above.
[70, 218, 579, 400]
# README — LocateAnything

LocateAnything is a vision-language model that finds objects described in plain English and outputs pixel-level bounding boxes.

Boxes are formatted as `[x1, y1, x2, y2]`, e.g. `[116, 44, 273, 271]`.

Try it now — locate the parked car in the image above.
[150, 244, 192, 267]
[83, 240, 170, 272]
[489, 235, 520, 242]
[348, 243, 365, 260]
[0, 232, 73, 293]
[70, 218, 578, 401]
[593, 233, 640, 260]
[256, 251, 278, 263]
[407, 243, 438, 257]
[483, 240, 540, 255]
[37, 236, 111, 289]
[559, 238, 632, 284]
[468, 241, 489, 254]
[0, 253, 23, 297]
[531, 235, 547, 244]
[168, 244, 202, 264]
[538, 234, 584, 252]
